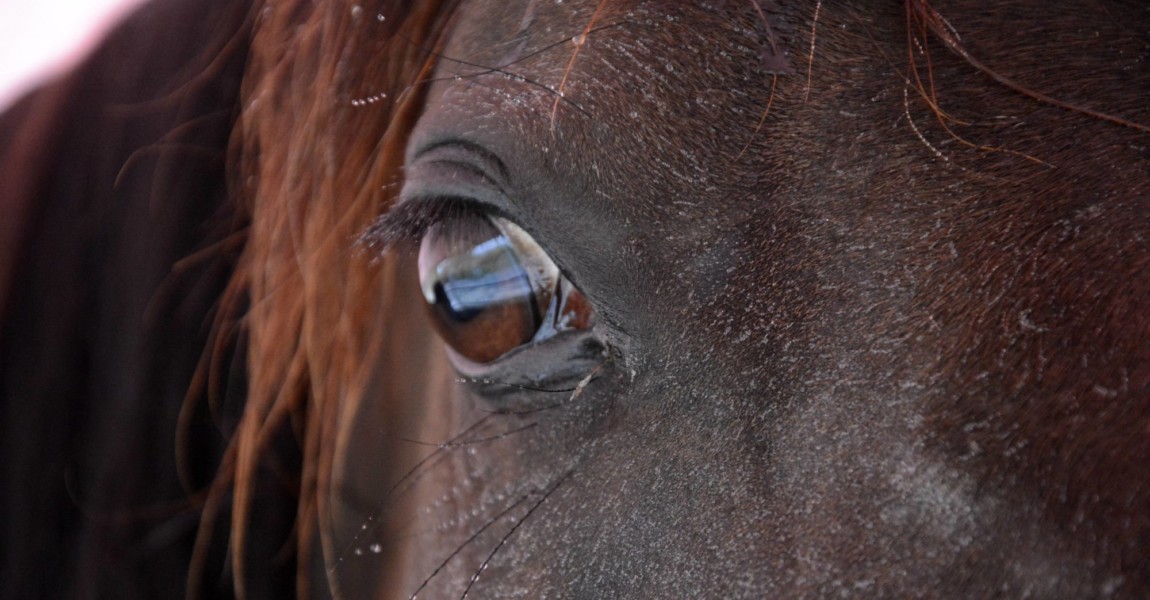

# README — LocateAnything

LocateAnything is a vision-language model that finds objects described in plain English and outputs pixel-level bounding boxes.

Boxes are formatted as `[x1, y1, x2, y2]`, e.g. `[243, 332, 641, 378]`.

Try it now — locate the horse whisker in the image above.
[329, 413, 505, 570]
[339, 354, 606, 574]
[401, 422, 539, 448]
[408, 491, 537, 600]
[488, 357, 609, 416]
[805, 0, 822, 102]
[459, 470, 574, 599]
[733, 73, 778, 162]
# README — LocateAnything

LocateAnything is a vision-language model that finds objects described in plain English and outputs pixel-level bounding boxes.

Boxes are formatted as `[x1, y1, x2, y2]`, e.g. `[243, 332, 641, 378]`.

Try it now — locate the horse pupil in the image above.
[431, 281, 482, 323]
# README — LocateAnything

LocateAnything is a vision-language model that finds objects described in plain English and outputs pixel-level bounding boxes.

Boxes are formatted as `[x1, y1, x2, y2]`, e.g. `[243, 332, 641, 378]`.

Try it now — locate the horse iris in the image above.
[417, 215, 591, 363]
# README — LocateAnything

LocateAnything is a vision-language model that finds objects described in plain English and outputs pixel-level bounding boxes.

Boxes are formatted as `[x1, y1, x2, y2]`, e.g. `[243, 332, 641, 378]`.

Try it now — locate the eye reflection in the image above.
[417, 214, 593, 363]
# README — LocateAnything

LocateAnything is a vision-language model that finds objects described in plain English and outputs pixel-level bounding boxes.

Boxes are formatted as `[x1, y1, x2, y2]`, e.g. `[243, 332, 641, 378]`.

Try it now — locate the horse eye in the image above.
[417, 214, 593, 363]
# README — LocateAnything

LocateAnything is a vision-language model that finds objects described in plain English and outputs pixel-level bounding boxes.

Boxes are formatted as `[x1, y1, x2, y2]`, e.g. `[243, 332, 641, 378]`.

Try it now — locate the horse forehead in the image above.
[415, 0, 792, 303]
[442, 0, 748, 80]
[430, 0, 773, 184]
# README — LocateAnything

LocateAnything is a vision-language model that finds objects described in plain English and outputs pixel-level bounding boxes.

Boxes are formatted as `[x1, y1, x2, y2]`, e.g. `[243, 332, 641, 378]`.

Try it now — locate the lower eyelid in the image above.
[446, 329, 608, 393]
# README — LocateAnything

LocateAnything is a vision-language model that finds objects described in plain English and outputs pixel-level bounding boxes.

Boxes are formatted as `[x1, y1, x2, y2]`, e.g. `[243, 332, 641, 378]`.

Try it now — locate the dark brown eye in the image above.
[417, 214, 593, 363]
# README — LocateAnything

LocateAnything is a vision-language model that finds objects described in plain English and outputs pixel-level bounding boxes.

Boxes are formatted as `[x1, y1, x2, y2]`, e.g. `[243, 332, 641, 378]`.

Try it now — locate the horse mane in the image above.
[217, 1, 458, 596]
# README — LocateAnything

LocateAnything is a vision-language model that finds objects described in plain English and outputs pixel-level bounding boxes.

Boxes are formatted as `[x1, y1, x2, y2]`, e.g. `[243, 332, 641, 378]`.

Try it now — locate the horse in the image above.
[1, 0, 1147, 597]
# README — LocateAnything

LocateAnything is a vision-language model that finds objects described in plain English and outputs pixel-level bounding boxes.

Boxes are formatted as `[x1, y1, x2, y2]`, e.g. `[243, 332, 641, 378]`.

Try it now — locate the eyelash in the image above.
[360, 196, 494, 252]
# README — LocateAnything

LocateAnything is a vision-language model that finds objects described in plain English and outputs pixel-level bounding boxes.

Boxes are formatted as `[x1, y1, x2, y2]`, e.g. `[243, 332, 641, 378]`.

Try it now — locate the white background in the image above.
[0, 0, 146, 111]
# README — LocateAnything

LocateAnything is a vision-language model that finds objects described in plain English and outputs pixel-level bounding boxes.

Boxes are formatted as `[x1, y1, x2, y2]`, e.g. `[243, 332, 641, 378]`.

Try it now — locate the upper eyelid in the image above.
[412, 138, 513, 186]
[364, 138, 520, 252]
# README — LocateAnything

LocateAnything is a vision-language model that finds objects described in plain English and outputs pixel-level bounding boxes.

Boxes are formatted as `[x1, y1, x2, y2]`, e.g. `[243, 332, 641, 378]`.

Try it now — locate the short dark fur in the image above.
[1, 0, 1147, 598]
